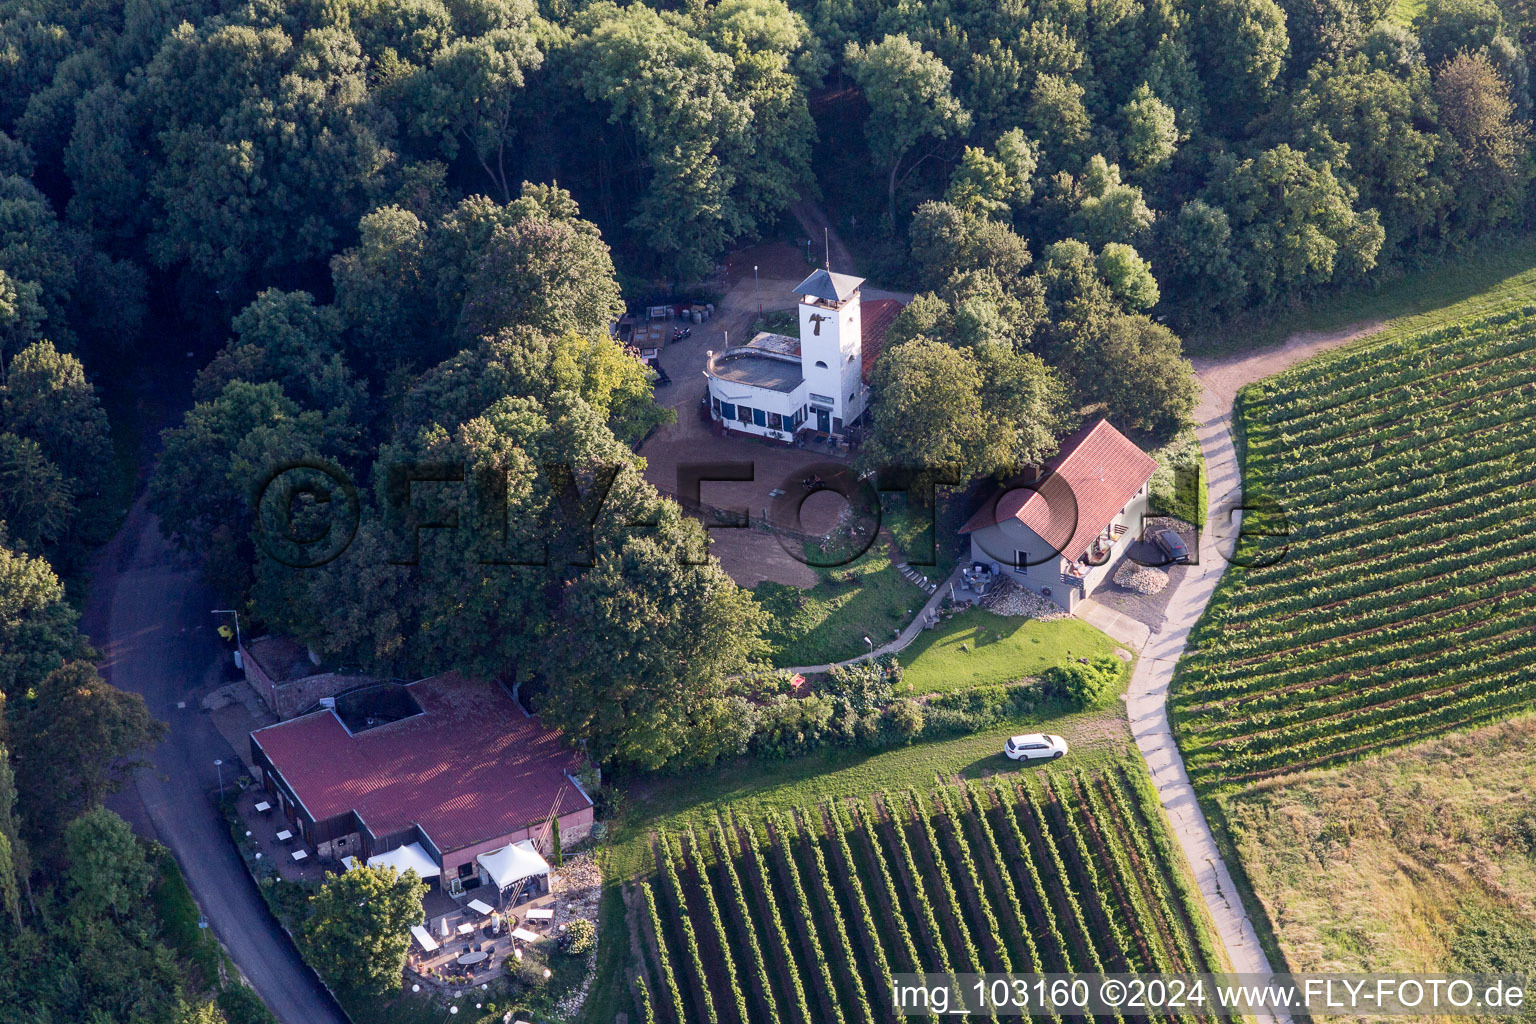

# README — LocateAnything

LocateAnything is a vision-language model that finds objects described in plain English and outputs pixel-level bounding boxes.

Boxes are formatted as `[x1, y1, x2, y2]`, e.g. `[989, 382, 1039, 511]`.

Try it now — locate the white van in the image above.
[1004, 733, 1069, 761]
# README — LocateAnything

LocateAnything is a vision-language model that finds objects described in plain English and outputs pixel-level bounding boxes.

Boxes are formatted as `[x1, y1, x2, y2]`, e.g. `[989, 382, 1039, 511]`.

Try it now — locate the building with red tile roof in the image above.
[249, 672, 593, 886]
[960, 418, 1158, 610]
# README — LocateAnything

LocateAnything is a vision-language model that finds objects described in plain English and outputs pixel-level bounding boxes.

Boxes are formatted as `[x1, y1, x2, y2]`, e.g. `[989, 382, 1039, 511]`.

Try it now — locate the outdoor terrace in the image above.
[706, 340, 804, 393]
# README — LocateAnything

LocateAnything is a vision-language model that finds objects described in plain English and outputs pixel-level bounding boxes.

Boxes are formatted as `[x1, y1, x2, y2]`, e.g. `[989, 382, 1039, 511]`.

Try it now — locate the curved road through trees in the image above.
[86, 499, 350, 1024]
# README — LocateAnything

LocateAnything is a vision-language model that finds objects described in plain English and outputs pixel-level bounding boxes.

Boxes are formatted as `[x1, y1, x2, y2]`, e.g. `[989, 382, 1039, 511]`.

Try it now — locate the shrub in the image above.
[216, 985, 279, 1024]
[1042, 655, 1124, 709]
[883, 698, 925, 741]
[826, 660, 894, 713]
[564, 917, 596, 956]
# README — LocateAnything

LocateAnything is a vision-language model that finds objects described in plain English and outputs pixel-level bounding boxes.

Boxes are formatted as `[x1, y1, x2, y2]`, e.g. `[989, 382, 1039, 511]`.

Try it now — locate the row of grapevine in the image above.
[707, 820, 784, 1024]
[653, 831, 721, 1024]
[1172, 304, 1536, 783]
[683, 827, 751, 1024]
[629, 766, 1223, 1023]
[762, 810, 851, 1024]
[730, 815, 816, 1024]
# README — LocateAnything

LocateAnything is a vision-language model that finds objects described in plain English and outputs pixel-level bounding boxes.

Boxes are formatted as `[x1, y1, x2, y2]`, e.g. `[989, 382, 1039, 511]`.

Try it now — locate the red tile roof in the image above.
[860, 299, 904, 382]
[959, 419, 1158, 560]
[251, 673, 589, 854]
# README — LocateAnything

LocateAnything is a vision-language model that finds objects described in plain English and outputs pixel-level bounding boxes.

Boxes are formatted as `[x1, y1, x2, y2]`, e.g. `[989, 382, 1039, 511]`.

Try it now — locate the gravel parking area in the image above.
[1080, 521, 1196, 633]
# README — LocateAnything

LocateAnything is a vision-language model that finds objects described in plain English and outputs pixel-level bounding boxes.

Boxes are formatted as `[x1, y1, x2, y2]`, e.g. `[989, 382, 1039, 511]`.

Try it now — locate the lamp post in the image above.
[213, 758, 224, 800]
[864, 636, 873, 655]
[754, 264, 760, 317]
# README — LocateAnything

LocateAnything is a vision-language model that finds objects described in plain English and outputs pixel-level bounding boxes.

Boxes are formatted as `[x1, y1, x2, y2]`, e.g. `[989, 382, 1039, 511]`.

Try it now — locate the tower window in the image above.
[814, 360, 828, 369]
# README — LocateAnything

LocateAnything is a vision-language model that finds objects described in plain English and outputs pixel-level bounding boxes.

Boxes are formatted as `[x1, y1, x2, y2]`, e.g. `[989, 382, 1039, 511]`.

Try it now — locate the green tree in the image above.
[1416, 0, 1504, 66]
[303, 864, 427, 998]
[0, 268, 46, 374]
[11, 661, 164, 842]
[0, 534, 89, 701]
[1070, 155, 1156, 247]
[1204, 144, 1385, 303]
[908, 201, 1033, 293]
[844, 34, 971, 225]
[1068, 314, 1198, 435]
[1291, 55, 1452, 251]
[62, 806, 155, 921]
[401, 326, 669, 446]
[194, 290, 364, 428]
[3, 339, 116, 527]
[1025, 73, 1093, 168]
[1193, 0, 1289, 120]
[0, 744, 26, 931]
[1120, 84, 1178, 170]
[457, 184, 627, 341]
[1157, 200, 1249, 319]
[0, 432, 73, 550]
[138, 22, 396, 291]
[569, 3, 751, 279]
[862, 337, 1064, 479]
[946, 147, 1013, 217]
[1434, 50, 1533, 237]
[1095, 242, 1160, 310]
[397, 10, 544, 202]
[545, 535, 767, 770]
[150, 381, 332, 580]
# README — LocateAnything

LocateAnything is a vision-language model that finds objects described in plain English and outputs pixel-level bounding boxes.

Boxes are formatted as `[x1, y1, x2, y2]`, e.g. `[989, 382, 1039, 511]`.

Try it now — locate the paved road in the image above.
[86, 498, 350, 1024]
[1088, 323, 1380, 1021]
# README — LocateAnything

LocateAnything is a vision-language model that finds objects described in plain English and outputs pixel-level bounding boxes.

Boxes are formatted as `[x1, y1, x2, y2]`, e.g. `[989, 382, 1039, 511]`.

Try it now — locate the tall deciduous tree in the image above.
[1193, 0, 1289, 120]
[11, 661, 164, 842]
[1434, 50, 1534, 236]
[0, 432, 72, 550]
[861, 337, 1065, 479]
[0, 535, 88, 701]
[1203, 144, 1385, 302]
[303, 865, 427, 998]
[845, 34, 971, 225]
[546, 535, 767, 770]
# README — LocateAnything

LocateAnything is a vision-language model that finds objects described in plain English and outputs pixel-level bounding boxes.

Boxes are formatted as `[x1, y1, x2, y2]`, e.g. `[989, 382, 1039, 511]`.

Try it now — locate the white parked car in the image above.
[1004, 733, 1069, 761]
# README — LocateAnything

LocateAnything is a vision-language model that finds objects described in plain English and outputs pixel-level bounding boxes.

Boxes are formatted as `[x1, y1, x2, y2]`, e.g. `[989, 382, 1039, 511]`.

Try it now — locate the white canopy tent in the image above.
[365, 842, 441, 879]
[476, 839, 550, 891]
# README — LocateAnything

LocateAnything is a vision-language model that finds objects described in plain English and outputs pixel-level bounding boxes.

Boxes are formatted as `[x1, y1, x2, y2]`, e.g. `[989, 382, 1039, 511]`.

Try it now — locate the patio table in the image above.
[510, 927, 539, 942]
[291, 850, 308, 862]
[525, 908, 554, 922]
[275, 829, 293, 842]
[456, 951, 488, 967]
[254, 801, 271, 813]
[466, 899, 494, 916]
[457, 922, 475, 936]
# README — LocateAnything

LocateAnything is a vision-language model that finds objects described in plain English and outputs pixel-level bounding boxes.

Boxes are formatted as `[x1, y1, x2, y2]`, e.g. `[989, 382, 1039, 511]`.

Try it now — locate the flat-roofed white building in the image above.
[705, 269, 903, 440]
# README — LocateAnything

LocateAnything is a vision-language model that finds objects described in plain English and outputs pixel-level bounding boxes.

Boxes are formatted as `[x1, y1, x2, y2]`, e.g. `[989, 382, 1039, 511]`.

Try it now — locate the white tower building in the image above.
[794, 268, 865, 433]
[702, 267, 884, 443]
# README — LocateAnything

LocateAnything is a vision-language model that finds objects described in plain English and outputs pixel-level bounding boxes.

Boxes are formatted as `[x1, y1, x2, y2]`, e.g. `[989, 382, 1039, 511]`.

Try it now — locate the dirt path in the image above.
[790, 201, 854, 272]
[1085, 319, 1387, 1021]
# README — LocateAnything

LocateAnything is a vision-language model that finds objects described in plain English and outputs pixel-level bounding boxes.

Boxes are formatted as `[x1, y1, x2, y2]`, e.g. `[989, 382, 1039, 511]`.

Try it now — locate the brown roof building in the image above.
[250, 672, 593, 887]
[961, 418, 1158, 611]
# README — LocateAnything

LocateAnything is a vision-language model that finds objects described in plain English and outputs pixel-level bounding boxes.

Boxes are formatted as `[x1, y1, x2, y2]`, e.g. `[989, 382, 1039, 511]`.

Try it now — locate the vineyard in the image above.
[1171, 303, 1536, 788]
[624, 764, 1225, 1024]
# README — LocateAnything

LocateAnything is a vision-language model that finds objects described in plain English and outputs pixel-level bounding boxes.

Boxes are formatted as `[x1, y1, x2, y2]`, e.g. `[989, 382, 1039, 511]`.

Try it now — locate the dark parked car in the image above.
[1152, 528, 1191, 564]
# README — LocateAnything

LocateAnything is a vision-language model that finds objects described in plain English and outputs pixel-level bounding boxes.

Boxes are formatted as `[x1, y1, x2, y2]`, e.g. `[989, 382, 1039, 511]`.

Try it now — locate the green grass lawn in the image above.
[1187, 233, 1536, 355]
[897, 606, 1124, 694]
[754, 551, 927, 665]
[1147, 424, 1208, 527]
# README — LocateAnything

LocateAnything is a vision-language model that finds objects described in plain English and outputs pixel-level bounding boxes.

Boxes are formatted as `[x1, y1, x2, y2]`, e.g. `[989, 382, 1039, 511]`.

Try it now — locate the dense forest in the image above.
[1, 1, 1535, 1015]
